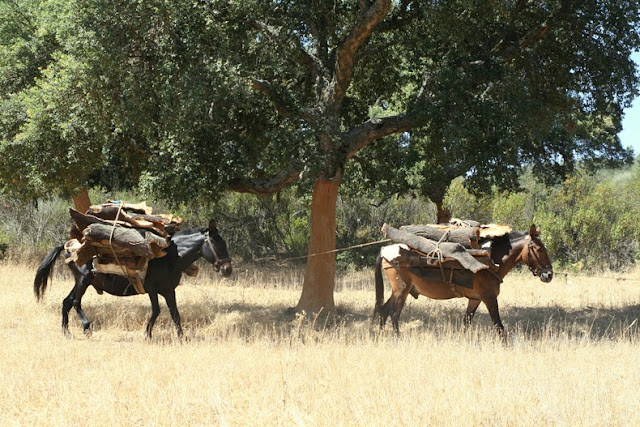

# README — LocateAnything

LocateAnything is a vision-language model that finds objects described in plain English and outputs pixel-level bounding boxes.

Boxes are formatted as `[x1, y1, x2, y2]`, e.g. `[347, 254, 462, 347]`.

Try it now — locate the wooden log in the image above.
[381, 223, 488, 273]
[69, 223, 83, 241]
[72, 187, 92, 214]
[92, 259, 148, 294]
[405, 250, 493, 269]
[70, 204, 175, 265]
[82, 223, 152, 258]
[63, 239, 97, 266]
[84, 204, 182, 236]
[89, 200, 153, 215]
[73, 206, 168, 245]
[478, 223, 512, 239]
[450, 218, 481, 227]
[399, 224, 480, 248]
[129, 213, 182, 235]
[86, 205, 172, 237]
[72, 207, 165, 237]
[69, 208, 130, 233]
[138, 229, 169, 258]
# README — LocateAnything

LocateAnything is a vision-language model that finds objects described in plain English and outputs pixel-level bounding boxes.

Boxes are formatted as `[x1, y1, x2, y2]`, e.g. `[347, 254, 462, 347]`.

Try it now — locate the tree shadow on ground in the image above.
[372, 298, 640, 341]
[68, 294, 640, 342]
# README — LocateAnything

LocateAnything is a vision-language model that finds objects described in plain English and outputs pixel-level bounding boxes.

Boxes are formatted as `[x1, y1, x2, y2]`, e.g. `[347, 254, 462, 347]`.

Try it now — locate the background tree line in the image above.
[3, 160, 640, 273]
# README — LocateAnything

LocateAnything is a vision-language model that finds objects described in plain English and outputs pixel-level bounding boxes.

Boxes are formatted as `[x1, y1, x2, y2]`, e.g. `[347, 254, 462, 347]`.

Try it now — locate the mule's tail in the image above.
[34, 245, 64, 301]
[374, 254, 385, 316]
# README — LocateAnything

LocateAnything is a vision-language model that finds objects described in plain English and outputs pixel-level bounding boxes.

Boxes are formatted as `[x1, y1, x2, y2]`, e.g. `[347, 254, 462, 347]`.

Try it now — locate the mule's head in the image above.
[202, 220, 233, 278]
[523, 224, 553, 283]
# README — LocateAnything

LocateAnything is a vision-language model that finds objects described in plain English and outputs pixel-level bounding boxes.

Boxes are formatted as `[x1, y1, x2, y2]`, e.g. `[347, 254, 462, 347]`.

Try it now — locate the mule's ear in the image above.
[529, 224, 539, 237]
[208, 220, 217, 231]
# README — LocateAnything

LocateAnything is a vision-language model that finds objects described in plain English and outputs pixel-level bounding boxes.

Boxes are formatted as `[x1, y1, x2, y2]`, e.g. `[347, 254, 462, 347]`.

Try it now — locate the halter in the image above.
[204, 231, 228, 271]
[522, 237, 550, 276]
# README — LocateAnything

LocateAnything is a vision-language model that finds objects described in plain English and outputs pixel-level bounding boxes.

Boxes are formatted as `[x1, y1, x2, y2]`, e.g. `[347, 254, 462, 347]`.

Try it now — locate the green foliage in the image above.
[0, 0, 117, 199]
[357, 0, 638, 202]
[0, 197, 69, 259]
[2, 1, 638, 205]
[335, 194, 435, 269]
[491, 192, 530, 231]
[536, 169, 640, 271]
[442, 178, 492, 223]
[437, 165, 640, 272]
[205, 190, 312, 263]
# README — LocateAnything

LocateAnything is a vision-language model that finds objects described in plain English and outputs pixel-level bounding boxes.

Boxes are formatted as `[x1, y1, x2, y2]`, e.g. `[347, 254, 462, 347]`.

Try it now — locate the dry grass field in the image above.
[1, 260, 640, 426]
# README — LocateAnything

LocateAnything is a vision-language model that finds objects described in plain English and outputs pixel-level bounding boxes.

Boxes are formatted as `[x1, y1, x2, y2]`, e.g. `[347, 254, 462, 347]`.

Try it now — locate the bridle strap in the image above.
[205, 231, 229, 271]
[523, 238, 548, 276]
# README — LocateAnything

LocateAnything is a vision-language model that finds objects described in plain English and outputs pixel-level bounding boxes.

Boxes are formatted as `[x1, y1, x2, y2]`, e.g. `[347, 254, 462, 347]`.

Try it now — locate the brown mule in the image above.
[374, 224, 553, 335]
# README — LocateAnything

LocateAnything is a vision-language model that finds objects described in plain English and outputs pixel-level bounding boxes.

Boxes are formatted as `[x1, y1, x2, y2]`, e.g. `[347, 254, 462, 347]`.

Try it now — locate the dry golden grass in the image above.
[1, 261, 639, 426]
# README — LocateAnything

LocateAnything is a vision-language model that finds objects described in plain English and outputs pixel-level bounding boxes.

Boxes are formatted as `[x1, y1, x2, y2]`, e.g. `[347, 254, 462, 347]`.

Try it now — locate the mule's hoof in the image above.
[62, 328, 73, 339]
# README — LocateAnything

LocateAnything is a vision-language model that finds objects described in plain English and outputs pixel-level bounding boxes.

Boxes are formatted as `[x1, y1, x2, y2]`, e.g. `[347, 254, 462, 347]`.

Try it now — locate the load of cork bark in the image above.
[64, 201, 183, 294]
[380, 219, 512, 288]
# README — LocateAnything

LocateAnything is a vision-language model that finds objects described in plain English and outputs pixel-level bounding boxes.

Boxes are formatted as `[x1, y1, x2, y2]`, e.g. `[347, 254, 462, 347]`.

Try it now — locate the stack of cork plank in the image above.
[381, 223, 490, 273]
[381, 219, 512, 289]
[64, 201, 183, 293]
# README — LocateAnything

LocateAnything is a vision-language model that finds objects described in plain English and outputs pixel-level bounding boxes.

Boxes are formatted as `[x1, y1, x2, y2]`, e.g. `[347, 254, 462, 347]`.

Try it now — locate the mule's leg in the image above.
[472, 270, 504, 336]
[482, 295, 504, 335]
[381, 269, 412, 335]
[163, 290, 183, 339]
[62, 267, 84, 337]
[61, 274, 92, 337]
[390, 292, 410, 334]
[146, 291, 161, 339]
[464, 298, 482, 328]
[72, 275, 93, 336]
[61, 288, 75, 338]
[378, 296, 393, 329]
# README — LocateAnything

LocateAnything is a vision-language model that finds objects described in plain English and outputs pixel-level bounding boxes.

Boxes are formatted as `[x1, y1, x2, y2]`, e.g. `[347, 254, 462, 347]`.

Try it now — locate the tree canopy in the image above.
[1, 0, 639, 312]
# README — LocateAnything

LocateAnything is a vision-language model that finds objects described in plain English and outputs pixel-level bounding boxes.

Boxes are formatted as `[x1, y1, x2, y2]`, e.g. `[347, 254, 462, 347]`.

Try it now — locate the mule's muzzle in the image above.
[540, 269, 553, 283]
[219, 261, 233, 278]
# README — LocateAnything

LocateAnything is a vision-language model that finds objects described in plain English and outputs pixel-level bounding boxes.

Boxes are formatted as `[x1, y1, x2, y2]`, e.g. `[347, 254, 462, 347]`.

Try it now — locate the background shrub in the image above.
[3, 163, 640, 272]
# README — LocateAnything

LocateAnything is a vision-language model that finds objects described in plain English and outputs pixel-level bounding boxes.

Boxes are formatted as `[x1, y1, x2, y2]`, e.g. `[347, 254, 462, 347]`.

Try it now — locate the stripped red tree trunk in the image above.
[295, 179, 340, 314]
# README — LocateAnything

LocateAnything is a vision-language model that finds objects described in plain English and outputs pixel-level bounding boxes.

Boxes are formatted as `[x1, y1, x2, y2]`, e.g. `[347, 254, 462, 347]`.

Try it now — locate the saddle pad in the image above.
[407, 265, 475, 289]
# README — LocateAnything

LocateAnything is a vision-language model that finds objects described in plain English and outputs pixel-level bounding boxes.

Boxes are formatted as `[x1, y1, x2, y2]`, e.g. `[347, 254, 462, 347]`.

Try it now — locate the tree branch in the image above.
[250, 79, 309, 120]
[413, 3, 571, 103]
[499, 20, 552, 64]
[229, 168, 303, 196]
[376, 0, 421, 33]
[328, 0, 392, 108]
[493, 2, 571, 64]
[247, 20, 319, 120]
[342, 113, 419, 161]
[248, 19, 315, 69]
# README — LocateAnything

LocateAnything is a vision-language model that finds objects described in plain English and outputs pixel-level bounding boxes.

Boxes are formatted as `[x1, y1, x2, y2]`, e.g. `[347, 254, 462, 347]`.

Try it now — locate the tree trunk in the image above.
[435, 201, 451, 224]
[295, 179, 339, 314]
[72, 187, 91, 214]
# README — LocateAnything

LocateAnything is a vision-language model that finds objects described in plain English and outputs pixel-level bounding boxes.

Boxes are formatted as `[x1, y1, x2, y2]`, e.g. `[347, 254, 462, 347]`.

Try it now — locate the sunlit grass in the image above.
[1, 261, 639, 425]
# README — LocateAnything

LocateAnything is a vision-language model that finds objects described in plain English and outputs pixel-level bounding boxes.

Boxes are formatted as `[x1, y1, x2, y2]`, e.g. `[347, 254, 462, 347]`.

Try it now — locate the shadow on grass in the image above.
[370, 299, 640, 341]
[63, 292, 640, 342]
